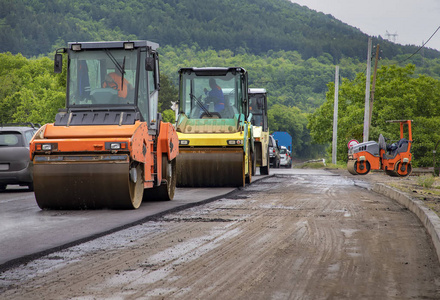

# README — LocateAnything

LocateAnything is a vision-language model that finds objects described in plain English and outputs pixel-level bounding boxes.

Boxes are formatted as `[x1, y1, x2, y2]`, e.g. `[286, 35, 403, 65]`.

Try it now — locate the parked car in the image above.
[279, 146, 292, 168]
[268, 135, 280, 168]
[0, 123, 40, 191]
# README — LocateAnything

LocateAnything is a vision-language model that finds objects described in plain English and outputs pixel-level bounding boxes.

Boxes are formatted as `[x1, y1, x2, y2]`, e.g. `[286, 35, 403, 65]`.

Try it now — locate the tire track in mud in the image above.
[1, 174, 440, 299]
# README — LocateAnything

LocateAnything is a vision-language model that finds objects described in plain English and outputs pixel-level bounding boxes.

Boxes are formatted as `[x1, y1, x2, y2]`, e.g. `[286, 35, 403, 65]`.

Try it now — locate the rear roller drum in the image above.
[126, 165, 144, 209]
[144, 155, 176, 201]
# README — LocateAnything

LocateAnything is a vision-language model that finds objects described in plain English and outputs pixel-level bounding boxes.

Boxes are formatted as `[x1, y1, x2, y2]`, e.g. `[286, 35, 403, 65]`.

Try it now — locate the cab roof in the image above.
[67, 40, 159, 51]
[249, 88, 267, 94]
[178, 67, 247, 76]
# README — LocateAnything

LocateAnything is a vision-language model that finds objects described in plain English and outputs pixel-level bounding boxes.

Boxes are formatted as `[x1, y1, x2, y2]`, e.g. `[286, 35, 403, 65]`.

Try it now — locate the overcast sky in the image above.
[290, 0, 440, 52]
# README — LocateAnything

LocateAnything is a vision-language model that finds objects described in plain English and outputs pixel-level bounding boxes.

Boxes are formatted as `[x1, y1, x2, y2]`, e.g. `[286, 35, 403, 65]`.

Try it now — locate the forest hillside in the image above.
[2, 0, 440, 164]
[1, 0, 439, 60]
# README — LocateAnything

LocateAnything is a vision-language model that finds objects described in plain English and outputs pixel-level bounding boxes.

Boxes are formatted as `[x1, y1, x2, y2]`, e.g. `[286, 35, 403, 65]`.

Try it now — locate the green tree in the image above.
[268, 104, 309, 157]
[0, 53, 65, 124]
[159, 73, 178, 113]
[308, 64, 440, 167]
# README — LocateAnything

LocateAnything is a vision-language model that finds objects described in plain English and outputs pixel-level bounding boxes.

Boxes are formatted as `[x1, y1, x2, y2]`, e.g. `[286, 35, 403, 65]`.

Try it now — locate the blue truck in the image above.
[272, 131, 292, 152]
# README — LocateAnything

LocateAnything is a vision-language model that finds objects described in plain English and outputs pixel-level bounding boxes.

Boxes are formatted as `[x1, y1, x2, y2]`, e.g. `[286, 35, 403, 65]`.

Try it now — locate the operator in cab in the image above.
[103, 68, 133, 98]
[204, 78, 224, 111]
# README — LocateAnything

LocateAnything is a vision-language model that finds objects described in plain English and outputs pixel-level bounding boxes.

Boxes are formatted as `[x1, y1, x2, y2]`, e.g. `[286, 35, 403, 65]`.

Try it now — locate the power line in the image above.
[398, 25, 440, 64]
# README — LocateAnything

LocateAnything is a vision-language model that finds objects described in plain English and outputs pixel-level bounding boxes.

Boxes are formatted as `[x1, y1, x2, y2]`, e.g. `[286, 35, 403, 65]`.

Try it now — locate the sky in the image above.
[290, 0, 440, 52]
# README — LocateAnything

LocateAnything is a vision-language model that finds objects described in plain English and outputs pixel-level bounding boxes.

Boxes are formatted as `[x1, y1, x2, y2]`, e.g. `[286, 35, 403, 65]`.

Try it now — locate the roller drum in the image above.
[33, 154, 142, 209]
[177, 148, 244, 187]
[347, 160, 358, 175]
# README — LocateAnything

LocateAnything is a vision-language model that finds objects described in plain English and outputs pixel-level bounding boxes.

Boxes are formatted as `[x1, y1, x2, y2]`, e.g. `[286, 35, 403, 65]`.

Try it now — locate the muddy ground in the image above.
[330, 167, 440, 218]
[1, 171, 440, 299]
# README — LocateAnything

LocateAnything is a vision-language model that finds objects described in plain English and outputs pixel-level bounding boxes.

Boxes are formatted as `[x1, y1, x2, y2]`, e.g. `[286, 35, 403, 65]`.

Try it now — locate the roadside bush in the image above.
[416, 175, 435, 188]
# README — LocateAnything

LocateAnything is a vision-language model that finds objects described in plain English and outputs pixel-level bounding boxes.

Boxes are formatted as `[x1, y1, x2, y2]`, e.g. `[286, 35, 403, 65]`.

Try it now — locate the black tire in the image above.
[251, 151, 257, 176]
[144, 156, 176, 201]
[246, 151, 253, 184]
[260, 150, 270, 175]
[355, 160, 371, 175]
[0, 184, 6, 192]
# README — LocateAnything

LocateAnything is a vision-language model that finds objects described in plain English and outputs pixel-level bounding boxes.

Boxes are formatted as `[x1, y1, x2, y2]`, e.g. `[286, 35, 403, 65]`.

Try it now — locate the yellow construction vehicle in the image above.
[29, 40, 178, 209]
[249, 88, 270, 175]
[175, 67, 254, 187]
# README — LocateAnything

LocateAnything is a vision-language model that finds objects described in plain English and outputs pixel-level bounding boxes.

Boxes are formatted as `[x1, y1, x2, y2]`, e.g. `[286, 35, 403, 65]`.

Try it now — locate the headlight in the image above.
[105, 142, 127, 150]
[71, 44, 82, 51]
[124, 42, 135, 50]
[227, 140, 243, 145]
[42, 144, 52, 151]
[179, 140, 189, 145]
[36, 143, 58, 151]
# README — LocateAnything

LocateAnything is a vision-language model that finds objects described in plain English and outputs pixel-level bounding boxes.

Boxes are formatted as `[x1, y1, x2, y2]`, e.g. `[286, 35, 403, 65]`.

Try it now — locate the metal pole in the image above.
[434, 140, 440, 176]
[363, 37, 372, 142]
[369, 44, 380, 127]
[332, 66, 339, 165]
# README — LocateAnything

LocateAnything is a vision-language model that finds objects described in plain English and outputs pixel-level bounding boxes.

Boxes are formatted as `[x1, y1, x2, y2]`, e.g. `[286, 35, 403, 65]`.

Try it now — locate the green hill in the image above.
[1, 0, 439, 60]
[2, 0, 440, 162]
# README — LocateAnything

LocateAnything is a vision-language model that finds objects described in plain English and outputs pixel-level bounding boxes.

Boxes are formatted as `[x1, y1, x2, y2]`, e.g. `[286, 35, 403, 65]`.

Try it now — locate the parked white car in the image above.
[279, 146, 292, 168]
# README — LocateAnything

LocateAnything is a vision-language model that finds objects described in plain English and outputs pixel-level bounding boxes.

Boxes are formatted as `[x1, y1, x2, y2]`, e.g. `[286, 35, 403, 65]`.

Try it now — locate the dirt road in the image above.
[1, 170, 440, 299]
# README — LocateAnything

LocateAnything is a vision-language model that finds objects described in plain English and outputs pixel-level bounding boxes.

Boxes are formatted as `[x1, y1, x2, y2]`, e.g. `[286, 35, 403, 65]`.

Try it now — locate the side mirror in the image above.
[54, 54, 63, 73]
[145, 57, 155, 71]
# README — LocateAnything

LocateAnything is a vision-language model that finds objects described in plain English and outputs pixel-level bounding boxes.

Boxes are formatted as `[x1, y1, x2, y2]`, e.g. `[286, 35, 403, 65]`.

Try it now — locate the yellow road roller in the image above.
[175, 67, 254, 187]
[29, 40, 178, 209]
[249, 88, 270, 175]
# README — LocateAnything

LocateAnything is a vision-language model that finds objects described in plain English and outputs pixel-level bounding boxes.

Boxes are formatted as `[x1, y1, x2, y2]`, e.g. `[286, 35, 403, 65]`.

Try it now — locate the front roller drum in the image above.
[177, 148, 244, 187]
[33, 155, 143, 209]
[347, 160, 358, 175]
[347, 159, 371, 175]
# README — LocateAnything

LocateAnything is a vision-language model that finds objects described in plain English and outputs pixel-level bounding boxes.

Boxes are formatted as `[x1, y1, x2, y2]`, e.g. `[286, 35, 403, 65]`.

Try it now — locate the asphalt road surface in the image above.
[1, 169, 440, 299]
[0, 183, 238, 267]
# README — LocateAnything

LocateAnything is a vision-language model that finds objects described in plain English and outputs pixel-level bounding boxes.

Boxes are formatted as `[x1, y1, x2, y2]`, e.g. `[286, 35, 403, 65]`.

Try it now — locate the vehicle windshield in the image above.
[68, 49, 138, 106]
[249, 94, 265, 126]
[0, 132, 23, 147]
[280, 148, 287, 154]
[179, 72, 243, 119]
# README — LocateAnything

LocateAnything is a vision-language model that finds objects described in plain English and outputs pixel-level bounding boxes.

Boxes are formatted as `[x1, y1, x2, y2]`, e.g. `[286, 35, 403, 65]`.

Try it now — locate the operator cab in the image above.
[53, 41, 160, 129]
[177, 67, 248, 121]
[248, 88, 268, 132]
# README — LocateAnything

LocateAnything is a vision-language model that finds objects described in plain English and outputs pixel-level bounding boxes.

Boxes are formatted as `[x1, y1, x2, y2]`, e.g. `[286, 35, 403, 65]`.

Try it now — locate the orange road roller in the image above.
[29, 40, 178, 209]
[347, 120, 412, 177]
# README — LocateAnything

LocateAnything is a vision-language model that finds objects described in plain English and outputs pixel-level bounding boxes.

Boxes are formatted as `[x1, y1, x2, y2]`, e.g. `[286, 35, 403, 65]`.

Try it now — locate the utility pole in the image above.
[332, 65, 339, 165]
[369, 44, 380, 127]
[363, 37, 372, 142]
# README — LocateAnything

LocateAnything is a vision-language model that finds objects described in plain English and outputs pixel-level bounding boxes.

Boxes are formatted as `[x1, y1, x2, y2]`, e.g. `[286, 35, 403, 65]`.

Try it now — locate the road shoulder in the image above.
[328, 168, 440, 263]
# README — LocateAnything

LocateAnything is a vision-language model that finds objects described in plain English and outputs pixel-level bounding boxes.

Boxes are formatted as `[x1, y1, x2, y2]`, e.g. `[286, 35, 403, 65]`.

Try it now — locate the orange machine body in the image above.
[30, 121, 178, 189]
[347, 120, 412, 177]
